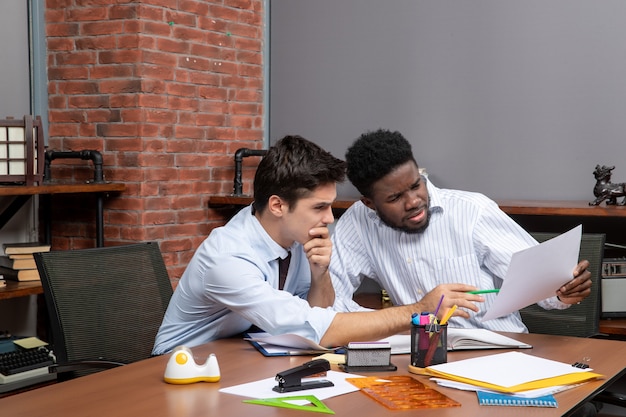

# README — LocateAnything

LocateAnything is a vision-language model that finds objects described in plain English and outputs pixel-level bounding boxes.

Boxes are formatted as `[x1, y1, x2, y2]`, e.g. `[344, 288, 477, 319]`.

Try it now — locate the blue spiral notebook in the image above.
[476, 391, 558, 407]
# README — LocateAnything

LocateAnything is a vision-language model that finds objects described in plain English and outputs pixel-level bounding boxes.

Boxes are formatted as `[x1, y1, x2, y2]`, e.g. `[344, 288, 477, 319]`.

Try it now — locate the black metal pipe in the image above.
[43, 149, 107, 246]
[44, 150, 105, 184]
[233, 148, 267, 196]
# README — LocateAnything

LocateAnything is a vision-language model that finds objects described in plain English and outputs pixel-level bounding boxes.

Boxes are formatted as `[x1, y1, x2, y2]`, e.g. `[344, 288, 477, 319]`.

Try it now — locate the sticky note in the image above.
[14, 337, 48, 349]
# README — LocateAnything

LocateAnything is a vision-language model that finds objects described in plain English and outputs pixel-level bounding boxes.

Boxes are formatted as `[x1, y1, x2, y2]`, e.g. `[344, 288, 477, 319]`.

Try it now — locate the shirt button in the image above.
[406, 258, 413, 264]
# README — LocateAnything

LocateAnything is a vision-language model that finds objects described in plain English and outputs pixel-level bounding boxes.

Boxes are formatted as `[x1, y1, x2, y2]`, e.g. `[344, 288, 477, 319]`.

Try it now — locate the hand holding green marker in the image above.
[467, 289, 500, 295]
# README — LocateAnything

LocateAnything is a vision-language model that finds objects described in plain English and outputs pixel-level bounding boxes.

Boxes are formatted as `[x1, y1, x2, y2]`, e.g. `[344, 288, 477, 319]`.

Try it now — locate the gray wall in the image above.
[0, 0, 30, 118]
[0, 0, 41, 338]
[269, 0, 626, 200]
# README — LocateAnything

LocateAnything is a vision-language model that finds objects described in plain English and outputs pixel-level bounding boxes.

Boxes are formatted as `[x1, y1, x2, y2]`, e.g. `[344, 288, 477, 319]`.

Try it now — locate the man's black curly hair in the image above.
[346, 129, 416, 197]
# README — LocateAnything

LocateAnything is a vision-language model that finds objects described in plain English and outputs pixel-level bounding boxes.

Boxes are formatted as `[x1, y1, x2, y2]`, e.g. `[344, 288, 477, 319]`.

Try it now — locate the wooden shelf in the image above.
[0, 182, 126, 248]
[496, 200, 626, 217]
[209, 196, 626, 217]
[600, 318, 626, 337]
[0, 182, 126, 196]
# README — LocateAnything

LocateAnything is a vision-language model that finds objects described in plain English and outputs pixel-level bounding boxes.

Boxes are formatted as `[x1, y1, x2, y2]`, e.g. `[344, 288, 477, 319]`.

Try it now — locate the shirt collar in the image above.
[244, 204, 297, 261]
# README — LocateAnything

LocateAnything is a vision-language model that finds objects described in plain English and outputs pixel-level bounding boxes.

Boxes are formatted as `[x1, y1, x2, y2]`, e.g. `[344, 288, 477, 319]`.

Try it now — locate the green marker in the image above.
[467, 289, 500, 295]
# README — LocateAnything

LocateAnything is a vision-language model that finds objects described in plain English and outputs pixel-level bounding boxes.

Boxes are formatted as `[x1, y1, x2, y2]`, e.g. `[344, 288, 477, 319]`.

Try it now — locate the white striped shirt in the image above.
[330, 180, 567, 333]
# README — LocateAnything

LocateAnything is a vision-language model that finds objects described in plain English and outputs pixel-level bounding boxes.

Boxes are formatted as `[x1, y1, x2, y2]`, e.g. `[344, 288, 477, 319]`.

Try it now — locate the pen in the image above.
[467, 289, 500, 295]
[433, 294, 444, 318]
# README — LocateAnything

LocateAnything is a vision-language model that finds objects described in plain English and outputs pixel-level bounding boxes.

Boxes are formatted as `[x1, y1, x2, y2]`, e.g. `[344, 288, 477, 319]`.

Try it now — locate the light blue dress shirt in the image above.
[330, 179, 567, 333]
[152, 205, 337, 355]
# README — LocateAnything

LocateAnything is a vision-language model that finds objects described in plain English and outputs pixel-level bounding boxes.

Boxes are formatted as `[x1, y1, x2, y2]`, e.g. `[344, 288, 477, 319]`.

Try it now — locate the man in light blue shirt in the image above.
[153, 135, 450, 355]
[330, 129, 592, 333]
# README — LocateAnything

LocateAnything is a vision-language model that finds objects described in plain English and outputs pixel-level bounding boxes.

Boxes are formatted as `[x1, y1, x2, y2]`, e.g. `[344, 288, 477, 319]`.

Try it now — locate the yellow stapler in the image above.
[163, 345, 221, 384]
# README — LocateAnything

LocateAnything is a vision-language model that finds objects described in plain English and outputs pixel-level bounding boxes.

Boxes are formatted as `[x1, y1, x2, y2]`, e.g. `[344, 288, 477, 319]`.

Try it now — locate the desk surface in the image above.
[2, 333, 625, 417]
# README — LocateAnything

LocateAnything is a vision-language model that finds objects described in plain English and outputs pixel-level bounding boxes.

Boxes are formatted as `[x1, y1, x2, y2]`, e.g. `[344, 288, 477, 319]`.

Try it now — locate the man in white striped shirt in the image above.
[330, 129, 592, 333]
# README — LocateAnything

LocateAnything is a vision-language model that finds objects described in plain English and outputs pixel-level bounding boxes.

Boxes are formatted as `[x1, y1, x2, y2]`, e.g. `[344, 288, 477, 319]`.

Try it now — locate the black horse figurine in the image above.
[589, 165, 626, 206]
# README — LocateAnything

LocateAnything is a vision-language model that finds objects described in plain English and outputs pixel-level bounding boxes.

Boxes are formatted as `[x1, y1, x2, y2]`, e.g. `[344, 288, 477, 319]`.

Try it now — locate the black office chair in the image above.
[519, 232, 605, 338]
[34, 242, 173, 380]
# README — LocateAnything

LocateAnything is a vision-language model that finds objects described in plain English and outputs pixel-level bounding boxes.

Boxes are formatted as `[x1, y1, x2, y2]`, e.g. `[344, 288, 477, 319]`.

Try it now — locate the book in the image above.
[0, 266, 40, 282]
[476, 390, 558, 407]
[12, 257, 37, 270]
[244, 329, 531, 357]
[9, 253, 36, 260]
[379, 329, 531, 354]
[244, 332, 414, 356]
[16, 269, 40, 281]
[0, 255, 36, 270]
[446, 328, 532, 351]
[3, 242, 51, 255]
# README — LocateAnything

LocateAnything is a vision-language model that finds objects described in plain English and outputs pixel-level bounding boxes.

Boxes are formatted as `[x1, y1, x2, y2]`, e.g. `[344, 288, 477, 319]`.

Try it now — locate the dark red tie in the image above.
[278, 251, 291, 290]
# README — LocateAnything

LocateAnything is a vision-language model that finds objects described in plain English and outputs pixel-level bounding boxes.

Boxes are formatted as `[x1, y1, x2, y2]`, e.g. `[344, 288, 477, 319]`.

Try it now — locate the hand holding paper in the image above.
[481, 225, 582, 322]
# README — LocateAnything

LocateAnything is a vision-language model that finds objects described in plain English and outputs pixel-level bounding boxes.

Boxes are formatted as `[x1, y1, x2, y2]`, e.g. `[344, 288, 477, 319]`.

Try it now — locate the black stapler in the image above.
[272, 358, 334, 393]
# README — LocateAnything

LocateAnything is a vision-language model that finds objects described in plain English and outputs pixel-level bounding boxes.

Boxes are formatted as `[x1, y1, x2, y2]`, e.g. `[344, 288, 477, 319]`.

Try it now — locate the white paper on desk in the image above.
[218, 370, 363, 400]
[430, 377, 583, 398]
[427, 351, 591, 388]
[481, 225, 581, 322]
[377, 334, 411, 354]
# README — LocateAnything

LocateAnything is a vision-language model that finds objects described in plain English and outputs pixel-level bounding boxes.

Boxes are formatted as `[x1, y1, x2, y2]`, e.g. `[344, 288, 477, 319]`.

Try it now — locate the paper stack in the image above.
[416, 351, 602, 394]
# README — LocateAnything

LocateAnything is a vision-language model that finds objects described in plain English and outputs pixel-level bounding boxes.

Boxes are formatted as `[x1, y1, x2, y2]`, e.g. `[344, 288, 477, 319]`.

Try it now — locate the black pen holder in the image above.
[411, 323, 447, 368]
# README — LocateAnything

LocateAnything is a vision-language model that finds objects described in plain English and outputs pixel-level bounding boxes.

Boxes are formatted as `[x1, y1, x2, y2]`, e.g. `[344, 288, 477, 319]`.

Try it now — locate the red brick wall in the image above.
[45, 0, 265, 282]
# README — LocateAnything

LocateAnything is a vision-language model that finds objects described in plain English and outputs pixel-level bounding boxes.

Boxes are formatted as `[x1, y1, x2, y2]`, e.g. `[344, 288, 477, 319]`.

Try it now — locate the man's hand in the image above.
[303, 226, 332, 280]
[556, 260, 592, 305]
[420, 283, 487, 320]
[304, 226, 335, 308]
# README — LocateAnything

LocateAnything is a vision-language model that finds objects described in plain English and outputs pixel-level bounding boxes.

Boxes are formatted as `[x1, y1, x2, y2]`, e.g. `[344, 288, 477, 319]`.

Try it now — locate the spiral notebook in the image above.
[476, 391, 558, 407]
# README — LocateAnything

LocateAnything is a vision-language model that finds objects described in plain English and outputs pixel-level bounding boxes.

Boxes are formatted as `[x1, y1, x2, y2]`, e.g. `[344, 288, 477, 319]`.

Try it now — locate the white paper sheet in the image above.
[429, 377, 583, 398]
[427, 351, 590, 388]
[377, 334, 411, 354]
[218, 370, 363, 400]
[481, 225, 581, 322]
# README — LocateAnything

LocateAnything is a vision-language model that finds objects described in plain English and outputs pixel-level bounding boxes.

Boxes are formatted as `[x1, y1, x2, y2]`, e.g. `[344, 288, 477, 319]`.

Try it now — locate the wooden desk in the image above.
[0, 281, 42, 301]
[0, 182, 125, 247]
[1, 333, 625, 416]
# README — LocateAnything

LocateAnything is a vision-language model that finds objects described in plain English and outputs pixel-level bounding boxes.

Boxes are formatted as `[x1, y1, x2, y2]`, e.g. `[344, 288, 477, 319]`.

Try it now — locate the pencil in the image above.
[467, 289, 500, 295]
[440, 305, 457, 325]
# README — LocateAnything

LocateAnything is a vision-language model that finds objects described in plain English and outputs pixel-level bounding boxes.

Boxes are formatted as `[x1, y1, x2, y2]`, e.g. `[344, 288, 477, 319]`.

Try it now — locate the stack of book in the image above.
[0, 242, 51, 282]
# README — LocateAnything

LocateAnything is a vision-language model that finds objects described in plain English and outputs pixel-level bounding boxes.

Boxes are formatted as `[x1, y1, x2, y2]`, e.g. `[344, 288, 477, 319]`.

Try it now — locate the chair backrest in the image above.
[35, 242, 173, 377]
[519, 232, 605, 338]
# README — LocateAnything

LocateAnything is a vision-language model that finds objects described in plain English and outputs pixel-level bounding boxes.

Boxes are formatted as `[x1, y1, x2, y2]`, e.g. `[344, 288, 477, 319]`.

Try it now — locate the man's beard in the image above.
[377, 208, 431, 234]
